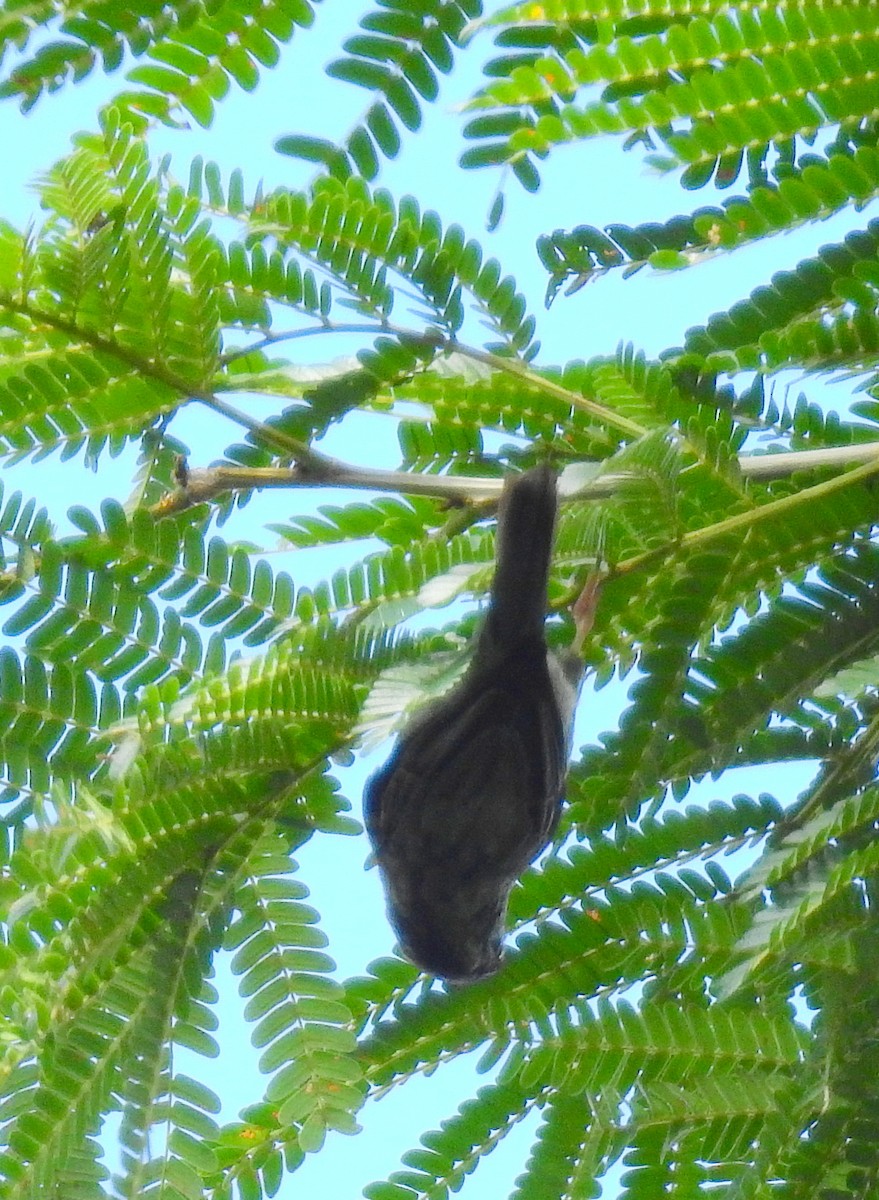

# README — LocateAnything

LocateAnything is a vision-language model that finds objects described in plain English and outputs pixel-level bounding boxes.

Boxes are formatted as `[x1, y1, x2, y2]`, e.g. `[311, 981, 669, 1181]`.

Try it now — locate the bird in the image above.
[363, 465, 600, 983]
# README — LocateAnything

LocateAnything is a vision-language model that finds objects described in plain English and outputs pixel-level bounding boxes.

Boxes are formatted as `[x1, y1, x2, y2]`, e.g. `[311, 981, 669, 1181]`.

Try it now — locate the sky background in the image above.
[0, 2, 870, 1196]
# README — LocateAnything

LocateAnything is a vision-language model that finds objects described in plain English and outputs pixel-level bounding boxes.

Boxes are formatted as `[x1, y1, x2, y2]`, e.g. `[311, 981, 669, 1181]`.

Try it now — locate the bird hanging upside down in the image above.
[364, 465, 601, 983]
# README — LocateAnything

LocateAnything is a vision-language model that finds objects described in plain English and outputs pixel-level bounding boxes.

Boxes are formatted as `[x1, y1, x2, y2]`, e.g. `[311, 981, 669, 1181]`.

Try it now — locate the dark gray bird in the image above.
[364, 466, 599, 982]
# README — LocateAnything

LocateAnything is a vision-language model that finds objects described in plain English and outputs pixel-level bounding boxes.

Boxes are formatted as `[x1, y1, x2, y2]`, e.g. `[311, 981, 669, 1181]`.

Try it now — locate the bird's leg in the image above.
[570, 572, 602, 655]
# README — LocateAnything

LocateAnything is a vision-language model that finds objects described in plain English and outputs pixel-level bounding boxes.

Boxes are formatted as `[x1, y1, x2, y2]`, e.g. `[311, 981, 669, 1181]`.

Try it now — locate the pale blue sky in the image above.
[0, 3, 871, 1196]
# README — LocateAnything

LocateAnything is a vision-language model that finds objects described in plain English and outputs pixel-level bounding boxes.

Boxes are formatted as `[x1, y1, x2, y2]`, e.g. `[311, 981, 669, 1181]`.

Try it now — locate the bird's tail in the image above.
[484, 465, 558, 649]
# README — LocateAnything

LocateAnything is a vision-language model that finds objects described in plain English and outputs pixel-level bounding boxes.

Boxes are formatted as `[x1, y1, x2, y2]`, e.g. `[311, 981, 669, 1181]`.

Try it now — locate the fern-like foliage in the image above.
[462, 2, 879, 187]
[538, 121, 879, 304]
[0, 0, 322, 127]
[461, 4, 879, 312]
[278, 0, 482, 181]
[5, 5, 879, 1200]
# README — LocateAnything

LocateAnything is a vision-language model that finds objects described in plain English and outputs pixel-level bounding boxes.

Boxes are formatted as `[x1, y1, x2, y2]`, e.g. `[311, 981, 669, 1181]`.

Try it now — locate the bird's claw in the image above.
[571, 572, 602, 654]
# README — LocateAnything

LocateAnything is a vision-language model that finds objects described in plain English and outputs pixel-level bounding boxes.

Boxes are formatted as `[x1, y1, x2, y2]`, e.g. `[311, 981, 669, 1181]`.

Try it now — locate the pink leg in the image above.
[571, 573, 602, 654]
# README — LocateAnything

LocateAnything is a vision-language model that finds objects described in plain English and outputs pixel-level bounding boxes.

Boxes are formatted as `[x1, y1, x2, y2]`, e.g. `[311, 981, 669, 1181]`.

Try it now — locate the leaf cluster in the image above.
[3, 2, 879, 1199]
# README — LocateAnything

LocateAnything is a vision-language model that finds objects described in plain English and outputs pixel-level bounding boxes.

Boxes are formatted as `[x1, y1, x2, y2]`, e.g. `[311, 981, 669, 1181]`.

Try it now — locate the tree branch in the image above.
[737, 441, 879, 479]
[153, 440, 879, 517]
[155, 460, 631, 516]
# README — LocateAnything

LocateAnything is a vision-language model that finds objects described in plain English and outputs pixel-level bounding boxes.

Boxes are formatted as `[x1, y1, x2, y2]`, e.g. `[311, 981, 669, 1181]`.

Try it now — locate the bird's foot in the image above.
[571, 572, 602, 654]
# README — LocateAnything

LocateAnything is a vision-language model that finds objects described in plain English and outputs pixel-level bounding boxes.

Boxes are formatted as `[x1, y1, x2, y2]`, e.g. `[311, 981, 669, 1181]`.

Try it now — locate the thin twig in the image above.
[218, 319, 649, 440]
[616, 449, 879, 576]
